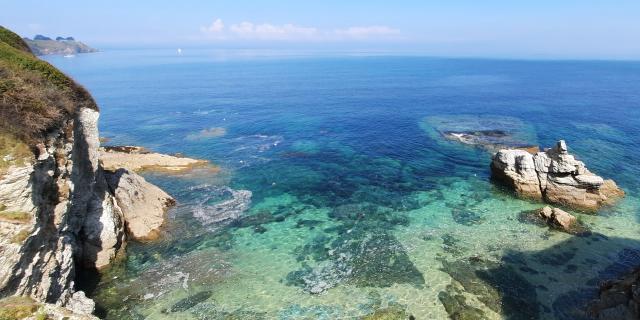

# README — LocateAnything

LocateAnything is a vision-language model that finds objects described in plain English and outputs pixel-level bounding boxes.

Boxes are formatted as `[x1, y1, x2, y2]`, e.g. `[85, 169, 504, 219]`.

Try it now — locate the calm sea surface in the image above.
[46, 50, 640, 319]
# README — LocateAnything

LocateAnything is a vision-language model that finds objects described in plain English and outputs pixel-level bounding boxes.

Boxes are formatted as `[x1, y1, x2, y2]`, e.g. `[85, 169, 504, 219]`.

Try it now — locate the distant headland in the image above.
[23, 34, 97, 56]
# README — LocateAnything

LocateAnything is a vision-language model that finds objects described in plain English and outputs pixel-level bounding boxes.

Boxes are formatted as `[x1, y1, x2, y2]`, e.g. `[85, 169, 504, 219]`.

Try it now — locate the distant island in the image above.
[23, 34, 97, 56]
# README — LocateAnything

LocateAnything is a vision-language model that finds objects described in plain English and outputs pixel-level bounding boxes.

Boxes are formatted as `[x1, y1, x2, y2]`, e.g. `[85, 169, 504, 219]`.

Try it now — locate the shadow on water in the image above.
[438, 233, 640, 320]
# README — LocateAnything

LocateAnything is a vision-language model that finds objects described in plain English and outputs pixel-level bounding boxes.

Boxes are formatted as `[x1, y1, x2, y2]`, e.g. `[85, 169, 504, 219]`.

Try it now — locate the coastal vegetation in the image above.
[0, 296, 41, 320]
[0, 26, 96, 144]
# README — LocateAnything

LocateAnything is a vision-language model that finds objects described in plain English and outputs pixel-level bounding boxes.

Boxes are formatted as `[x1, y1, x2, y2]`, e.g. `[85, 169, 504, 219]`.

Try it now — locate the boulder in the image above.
[492, 140, 624, 211]
[105, 168, 175, 241]
[490, 149, 542, 200]
[537, 206, 577, 232]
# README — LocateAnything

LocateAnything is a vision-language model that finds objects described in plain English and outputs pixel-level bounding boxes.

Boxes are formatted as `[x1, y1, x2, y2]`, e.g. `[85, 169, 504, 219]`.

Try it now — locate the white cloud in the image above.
[335, 26, 400, 39]
[197, 19, 399, 42]
[230, 22, 318, 40]
[200, 18, 225, 34]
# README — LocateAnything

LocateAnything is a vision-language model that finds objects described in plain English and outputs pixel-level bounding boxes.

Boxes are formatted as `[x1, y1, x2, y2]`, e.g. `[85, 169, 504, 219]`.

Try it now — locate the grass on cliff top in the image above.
[0, 26, 31, 53]
[0, 133, 33, 176]
[0, 26, 97, 145]
[0, 296, 40, 320]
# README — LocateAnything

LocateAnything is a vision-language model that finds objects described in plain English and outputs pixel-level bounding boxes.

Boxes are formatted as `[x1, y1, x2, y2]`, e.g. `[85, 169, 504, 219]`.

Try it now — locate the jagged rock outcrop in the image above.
[491, 140, 624, 211]
[0, 26, 179, 317]
[0, 108, 120, 313]
[105, 168, 175, 241]
[588, 267, 640, 320]
[0, 108, 175, 315]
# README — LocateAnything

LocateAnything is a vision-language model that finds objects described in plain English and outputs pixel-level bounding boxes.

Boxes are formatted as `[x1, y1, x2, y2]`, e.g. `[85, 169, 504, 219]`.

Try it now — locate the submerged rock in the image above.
[491, 140, 624, 211]
[443, 130, 538, 152]
[359, 303, 414, 320]
[587, 267, 640, 320]
[425, 115, 538, 151]
[287, 231, 425, 294]
[438, 284, 487, 320]
[191, 186, 252, 226]
[170, 291, 212, 312]
[440, 257, 540, 319]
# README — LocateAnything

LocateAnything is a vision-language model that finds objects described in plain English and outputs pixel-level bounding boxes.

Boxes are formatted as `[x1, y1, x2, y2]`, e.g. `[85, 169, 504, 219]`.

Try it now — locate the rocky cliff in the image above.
[491, 140, 624, 211]
[0, 26, 172, 317]
[23, 36, 97, 56]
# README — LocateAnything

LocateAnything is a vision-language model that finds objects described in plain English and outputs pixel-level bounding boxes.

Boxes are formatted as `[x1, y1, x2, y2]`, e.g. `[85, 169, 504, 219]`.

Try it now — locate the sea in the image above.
[45, 50, 640, 319]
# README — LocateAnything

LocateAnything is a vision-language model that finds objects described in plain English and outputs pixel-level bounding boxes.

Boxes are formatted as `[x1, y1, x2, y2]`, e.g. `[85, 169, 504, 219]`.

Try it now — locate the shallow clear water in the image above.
[47, 51, 640, 319]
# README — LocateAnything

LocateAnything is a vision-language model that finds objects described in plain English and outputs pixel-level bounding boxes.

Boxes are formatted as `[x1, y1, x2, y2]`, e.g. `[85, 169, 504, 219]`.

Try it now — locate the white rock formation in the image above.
[0, 108, 175, 315]
[492, 140, 624, 211]
[105, 168, 175, 241]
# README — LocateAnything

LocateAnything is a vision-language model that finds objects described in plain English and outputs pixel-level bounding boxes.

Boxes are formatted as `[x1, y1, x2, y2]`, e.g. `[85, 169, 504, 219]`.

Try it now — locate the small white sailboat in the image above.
[63, 54, 75, 58]
[177, 48, 182, 55]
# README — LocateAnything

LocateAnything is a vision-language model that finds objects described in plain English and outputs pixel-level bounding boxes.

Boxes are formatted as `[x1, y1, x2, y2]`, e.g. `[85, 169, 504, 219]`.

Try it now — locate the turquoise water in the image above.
[46, 51, 640, 319]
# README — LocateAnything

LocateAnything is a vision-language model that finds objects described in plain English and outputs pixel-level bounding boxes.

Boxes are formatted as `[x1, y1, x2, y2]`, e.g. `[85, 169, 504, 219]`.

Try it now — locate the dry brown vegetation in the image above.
[0, 296, 42, 320]
[0, 133, 33, 175]
[0, 210, 31, 223]
[0, 26, 97, 146]
[11, 228, 32, 244]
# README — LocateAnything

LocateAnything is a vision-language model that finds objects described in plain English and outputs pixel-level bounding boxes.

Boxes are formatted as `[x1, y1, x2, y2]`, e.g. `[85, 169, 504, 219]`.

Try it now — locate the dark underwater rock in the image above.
[440, 257, 539, 319]
[443, 130, 537, 152]
[287, 229, 424, 293]
[438, 284, 487, 320]
[425, 115, 537, 152]
[451, 208, 485, 226]
[441, 234, 465, 256]
[359, 303, 414, 320]
[170, 291, 212, 312]
[552, 248, 640, 320]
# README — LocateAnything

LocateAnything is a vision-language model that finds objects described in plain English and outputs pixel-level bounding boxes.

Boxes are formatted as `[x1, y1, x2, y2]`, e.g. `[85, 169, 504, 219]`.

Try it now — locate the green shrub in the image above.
[0, 26, 31, 53]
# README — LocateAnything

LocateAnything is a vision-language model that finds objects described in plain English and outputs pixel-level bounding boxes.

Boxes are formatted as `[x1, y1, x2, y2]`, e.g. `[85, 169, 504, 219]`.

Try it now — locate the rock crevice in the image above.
[0, 108, 174, 316]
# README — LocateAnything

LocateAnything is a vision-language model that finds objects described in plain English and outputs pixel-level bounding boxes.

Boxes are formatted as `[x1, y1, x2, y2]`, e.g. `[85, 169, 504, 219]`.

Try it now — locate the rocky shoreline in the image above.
[0, 108, 207, 317]
[99, 146, 209, 173]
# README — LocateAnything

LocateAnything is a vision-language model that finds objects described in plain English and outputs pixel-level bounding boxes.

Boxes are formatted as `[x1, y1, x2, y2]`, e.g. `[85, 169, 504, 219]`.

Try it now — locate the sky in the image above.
[2, 0, 640, 59]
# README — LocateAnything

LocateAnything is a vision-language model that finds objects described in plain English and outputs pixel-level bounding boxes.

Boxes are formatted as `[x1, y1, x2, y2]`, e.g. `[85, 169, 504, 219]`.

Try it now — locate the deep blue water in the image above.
[47, 50, 640, 319]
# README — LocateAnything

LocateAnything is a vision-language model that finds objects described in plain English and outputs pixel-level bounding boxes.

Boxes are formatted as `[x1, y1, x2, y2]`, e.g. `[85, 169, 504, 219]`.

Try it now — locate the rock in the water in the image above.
[491, 140, 624, 211]
[536, 206, 578, 233]
[491, 149, 543, 200]
[105, 168, 175, 241]
[588, 267, 640, 320]
[66, 291, 95, 315]
[191, 186, 252, 226]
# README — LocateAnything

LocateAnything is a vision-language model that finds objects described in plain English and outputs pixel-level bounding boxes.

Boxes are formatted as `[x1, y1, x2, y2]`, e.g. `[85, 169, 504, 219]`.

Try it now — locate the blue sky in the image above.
[2, 0, 640, 59]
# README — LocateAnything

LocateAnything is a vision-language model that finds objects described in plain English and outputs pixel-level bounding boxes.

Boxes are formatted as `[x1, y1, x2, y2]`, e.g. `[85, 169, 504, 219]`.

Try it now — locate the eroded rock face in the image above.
[0, 108, 175, 315]
[105, 168, 175, 241]
[491, 140, 624, 211]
